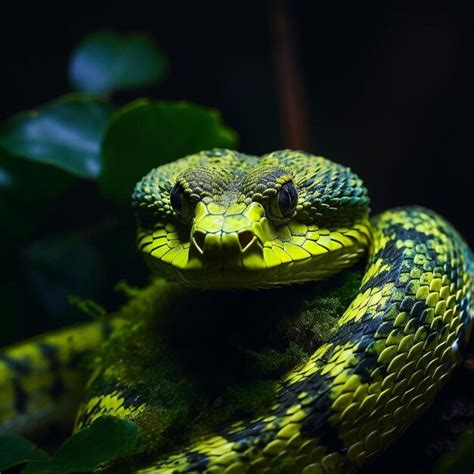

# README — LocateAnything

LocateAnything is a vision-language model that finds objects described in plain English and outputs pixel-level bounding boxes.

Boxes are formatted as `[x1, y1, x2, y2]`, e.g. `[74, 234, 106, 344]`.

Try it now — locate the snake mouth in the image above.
[139, 225, 369, 289]
[238, 230, 256, 251]
[191, 230, 257, 254]
[137, 201, 371, 289]
[190, 230, 261, 256]
[179, 226, 268, 281]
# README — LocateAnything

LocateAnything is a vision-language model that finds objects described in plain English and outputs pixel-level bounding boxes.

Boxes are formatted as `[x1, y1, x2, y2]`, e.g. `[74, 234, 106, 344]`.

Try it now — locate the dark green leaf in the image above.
[24, 416, 142, 473]
[0, 434, 49, 471]
[22, 233, 106, 323]
[0, 95, 116, 178]
[435, 430, 474, 474]
[100, 100, 237, 202]
[0, 147, 72, 238]
[69, 30, 167, 95]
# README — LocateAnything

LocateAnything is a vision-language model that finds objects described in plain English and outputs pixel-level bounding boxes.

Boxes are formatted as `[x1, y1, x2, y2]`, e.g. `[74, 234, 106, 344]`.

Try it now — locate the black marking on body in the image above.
[38, 343, 64, 400]
[0, 354, 32, 376]
[184, 452, 209, 472]
[300, 390, 346, 452]
[12, 379, 28, 413]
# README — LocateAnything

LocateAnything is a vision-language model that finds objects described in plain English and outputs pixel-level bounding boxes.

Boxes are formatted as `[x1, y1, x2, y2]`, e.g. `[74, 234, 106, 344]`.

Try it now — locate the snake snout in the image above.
[188, 201, 267, 266]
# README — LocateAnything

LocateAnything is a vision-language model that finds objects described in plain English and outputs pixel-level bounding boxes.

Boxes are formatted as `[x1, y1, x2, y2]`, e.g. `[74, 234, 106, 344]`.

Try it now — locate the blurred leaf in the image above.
[100, 100, 237, 202]
[22, 233, 106, 323]
[435, 430, 474, 474]
[0, 95, 116, 178]
[24, 416, 142, 473]
[0, 147, 72, 238]
[0, 434, 48, 471]
[69, 30, 167, 95]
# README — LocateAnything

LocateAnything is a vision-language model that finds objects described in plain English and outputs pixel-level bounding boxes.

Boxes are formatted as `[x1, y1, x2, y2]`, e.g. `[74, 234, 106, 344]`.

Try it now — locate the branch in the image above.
[270, 0, 310, 150]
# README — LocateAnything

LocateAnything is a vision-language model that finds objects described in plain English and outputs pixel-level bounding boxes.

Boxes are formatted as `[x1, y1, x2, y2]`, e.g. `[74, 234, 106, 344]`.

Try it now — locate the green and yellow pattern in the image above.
[1, 150, 473, 473]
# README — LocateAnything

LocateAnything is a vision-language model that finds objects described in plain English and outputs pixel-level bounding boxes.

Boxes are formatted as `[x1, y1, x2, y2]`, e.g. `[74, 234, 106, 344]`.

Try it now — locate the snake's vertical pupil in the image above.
[170, 183, 185, 217]
[276, 182, 298, 217]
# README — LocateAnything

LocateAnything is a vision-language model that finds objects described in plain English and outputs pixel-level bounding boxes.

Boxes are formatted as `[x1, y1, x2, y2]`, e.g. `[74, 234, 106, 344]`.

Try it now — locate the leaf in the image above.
[69, 30, 167, 95]
[22, 233, 106, 323]
[0, 147, 72, 238]
[24, 416, 142, 473]
[435, 430, 474, 474]
[100, 100, 238, 202]
[0, 434, 49, 471]
[0, 95, 116, 178]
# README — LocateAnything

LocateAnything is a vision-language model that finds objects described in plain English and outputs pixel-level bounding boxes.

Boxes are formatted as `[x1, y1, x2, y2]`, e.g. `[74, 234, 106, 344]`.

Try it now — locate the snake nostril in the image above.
[238, 230, 255, 250]
[193, 231, 206, 253]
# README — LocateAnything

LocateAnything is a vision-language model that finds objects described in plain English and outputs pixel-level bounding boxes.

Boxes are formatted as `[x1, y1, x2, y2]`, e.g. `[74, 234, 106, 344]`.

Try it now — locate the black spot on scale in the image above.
[372, 239, 401, 264]
[12, 379, 28, 413]
[300, 392, 345, 453]
[400, 296, 416, 313]
[374, 321, 393, 338]
[398, 227, 431, 244]
[38, 343, 60, 370]
[334, 315, 384, 347]
[38, 343, 66, 400]
[87, 378, 144, 410]
[361, 316, 388, 338]
[0, 354, 32, 376]
[184, 451, 209, 471]
[218, 419, 268, 444]
[410, 301, 425, 318]
[359, 267, 399, 293]
[85, 399, 103, 418]
[75, 399, 103, 428]
[353, 353, 382, 384]
[120, 386, 144, 409]
[332, 320, 366, 346]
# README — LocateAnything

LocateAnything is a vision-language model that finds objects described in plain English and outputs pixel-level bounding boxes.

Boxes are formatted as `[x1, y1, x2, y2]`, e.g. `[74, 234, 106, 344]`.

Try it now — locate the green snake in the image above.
[1, 149, 473, 473]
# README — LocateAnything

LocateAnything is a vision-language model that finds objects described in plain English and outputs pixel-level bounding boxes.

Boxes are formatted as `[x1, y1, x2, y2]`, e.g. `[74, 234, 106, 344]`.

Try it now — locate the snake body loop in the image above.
[1, 150, 473, 473]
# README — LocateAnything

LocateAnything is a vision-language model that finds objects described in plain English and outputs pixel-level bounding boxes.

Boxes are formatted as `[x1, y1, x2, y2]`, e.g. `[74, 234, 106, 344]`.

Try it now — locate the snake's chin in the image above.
[143, 245, 368, 290]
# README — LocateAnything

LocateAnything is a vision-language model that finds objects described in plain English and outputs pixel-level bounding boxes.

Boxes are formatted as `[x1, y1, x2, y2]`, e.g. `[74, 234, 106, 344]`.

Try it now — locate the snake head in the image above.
[132, 149, 371, 288]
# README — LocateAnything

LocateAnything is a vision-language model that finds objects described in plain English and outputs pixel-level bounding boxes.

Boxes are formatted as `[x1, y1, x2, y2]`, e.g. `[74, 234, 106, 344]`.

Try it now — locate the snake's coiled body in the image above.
[1, 150, 473, 473]
[134, 207, 473, 473]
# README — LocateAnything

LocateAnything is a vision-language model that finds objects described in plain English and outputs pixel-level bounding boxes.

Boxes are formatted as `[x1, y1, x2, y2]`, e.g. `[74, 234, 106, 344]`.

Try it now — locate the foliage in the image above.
[0, 95, 115, 178]
[0, 434, 48, 471]
[0, 417, 142, 473]
[0, 29, 237, 344]
[434, 430, 474, 474]
[69, 30, 167, 95]
[100, 100, 236, 202]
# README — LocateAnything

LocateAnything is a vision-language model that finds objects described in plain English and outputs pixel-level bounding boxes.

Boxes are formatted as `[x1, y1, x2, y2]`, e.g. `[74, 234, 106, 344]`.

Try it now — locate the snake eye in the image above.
[170, 183, 192, 222]
[270, 182, 298, 220]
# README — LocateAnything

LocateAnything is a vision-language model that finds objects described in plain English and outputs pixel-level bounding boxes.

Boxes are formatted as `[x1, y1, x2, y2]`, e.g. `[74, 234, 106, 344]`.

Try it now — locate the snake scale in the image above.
[1, 149, 473, 473]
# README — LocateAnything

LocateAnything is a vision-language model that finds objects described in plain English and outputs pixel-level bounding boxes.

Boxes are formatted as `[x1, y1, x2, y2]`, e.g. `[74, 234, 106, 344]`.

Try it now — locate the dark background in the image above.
[1, 0, 471, 334]
[1, 1, 470, 238]
[1, 2, 471, 327]
[0, 2, 472, 471]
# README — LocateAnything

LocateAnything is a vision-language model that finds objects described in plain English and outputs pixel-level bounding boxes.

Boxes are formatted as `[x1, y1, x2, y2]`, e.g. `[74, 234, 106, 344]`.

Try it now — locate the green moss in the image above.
[95, 267, 363, 455]
[274, 456, 298, 474]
